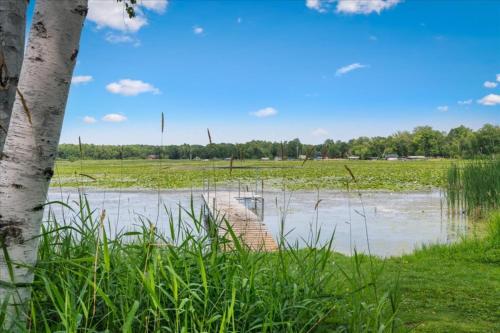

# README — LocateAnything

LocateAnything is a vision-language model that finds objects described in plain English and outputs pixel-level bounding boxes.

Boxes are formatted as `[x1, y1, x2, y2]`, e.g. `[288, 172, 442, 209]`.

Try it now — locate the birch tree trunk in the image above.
[0, 0, 88, 329]
[0, 0, 28, 155]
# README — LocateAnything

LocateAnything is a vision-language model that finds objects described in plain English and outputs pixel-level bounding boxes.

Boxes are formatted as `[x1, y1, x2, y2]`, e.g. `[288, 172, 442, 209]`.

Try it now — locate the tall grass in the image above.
[446, 158, 500, 216]
[9, 196, 402, 332]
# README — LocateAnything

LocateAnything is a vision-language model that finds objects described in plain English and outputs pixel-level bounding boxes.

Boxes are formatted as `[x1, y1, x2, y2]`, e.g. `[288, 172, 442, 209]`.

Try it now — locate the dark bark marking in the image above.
[28, 56, 44, 62]
[70, 49, 79, 61]
[11, 184, 23, 189]
[0, 62, 9, 89]
[0, 221, 24, 246]
[16, 88, 32, 125]
[33, 21, 47, 38]
[43, 167, 54, 180]
[0, 48, 9, 90]
[71, 5, 88, 17]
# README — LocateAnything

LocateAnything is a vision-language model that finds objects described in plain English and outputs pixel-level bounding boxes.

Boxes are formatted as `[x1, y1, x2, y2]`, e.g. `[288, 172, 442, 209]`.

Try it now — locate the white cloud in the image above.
[497, 74, 500, 82]
[87, 0, 167, 34]
[103, 113, 127, 122]
[106, 79, 160, 96]
[141, 0, 169, 13]
[105, 33, 140, 46]
[237, 17, 242, 24]
[306, 0, 325, 12]
[306, 0, 401, 14]
[437, 105, 449, 112]
[484, 81, 498, 88]
[312, 128, 329, 137]
[83, 116, 97, 124]
[250, 107, 278, 118]
[335, 63, 368, 76]
[88, 0, 147, 32]
[193, 26, 204, 35]
[336, 0, 401, 14]
[72, 75, 93, 85]
[477, 94, 500, 106]
[458, 99, 472, 105]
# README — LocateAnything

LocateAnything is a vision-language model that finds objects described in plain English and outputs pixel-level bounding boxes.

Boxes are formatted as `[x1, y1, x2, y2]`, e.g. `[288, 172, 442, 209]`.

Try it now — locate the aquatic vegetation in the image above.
[54, 159, 450, 191]
[446, 158, 500, 216]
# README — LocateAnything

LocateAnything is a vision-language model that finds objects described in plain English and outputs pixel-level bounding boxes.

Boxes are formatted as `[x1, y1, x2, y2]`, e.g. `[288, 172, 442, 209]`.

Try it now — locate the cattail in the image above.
[207, 128, 212, 145]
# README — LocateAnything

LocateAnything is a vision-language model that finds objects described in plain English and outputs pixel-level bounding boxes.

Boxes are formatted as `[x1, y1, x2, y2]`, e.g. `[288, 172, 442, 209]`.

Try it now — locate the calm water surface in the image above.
[46, 188, 467, 257]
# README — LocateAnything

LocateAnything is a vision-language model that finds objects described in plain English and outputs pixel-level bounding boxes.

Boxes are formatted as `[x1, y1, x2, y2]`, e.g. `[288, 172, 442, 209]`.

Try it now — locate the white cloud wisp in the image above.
[250, 107, 278, 118]
[335, 63, 368, 76]
[72, 75, 93, 85]
[103, 113, 128, 122]
[106, 79, 160, 96]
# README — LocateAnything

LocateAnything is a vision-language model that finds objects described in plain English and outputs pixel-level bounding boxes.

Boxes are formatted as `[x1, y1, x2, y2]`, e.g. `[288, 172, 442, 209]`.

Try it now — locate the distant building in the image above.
[407, 155, 426, 160]
[299, 154, 307, 160]
[348, 155, 360, 160]
[385, 153, 399, 161]
[261, 157, 270, 161]
[147, 154, 159, 160]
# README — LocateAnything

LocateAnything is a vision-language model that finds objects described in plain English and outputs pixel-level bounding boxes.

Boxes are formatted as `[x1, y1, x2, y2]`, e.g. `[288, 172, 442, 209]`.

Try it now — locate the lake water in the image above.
[46, 188, 467, 257]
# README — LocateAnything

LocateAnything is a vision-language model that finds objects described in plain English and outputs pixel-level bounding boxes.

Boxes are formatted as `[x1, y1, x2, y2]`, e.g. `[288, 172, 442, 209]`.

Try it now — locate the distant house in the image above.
[299, 154, 307, 160]
[407, 155, 426, 160]
[385, 153, 399, 161]
[147, 154, 159, 160]
[261, 157, 270, 161]
[348, 155, 360, 160]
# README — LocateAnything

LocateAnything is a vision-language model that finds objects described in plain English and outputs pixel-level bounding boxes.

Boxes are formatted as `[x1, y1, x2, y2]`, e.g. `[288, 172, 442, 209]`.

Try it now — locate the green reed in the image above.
[7, 195, 401, 332]
[446, 158, 500, 216]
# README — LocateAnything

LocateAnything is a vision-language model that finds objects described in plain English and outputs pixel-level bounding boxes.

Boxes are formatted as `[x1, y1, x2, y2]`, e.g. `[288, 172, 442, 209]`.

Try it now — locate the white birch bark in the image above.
[0, 0, 28, 154]
[0, 0, 88, 329]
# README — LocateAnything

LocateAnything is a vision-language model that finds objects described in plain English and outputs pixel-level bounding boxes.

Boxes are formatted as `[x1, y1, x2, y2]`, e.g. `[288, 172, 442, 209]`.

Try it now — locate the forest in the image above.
[58, 123, 500, 160]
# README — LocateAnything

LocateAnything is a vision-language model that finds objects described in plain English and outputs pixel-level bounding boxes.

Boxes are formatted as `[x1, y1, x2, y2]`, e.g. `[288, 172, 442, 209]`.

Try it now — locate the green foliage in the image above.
[58, 124, 499, 160]
[17, 198, 400, 332]
[446, 158, 500, 216]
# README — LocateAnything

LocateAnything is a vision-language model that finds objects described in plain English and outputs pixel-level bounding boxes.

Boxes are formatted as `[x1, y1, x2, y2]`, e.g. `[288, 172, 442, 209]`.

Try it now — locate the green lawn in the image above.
[383, 241, 499, 332]
[54, 159, 450, 191]
[326, 214, 500, 332]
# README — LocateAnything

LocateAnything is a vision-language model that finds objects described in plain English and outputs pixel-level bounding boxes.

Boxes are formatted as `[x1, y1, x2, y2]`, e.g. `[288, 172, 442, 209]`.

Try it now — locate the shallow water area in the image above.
[46, 188, 467, 257]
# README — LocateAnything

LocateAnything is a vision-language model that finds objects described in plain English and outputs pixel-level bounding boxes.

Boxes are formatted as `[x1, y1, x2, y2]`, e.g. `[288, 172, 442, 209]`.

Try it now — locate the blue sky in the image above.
[31, 0, 500, 144]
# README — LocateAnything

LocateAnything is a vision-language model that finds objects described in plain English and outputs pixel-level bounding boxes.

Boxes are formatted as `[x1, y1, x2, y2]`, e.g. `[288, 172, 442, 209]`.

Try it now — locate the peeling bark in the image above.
[0, 0, 27, 155]
[0, 0, 88, 329]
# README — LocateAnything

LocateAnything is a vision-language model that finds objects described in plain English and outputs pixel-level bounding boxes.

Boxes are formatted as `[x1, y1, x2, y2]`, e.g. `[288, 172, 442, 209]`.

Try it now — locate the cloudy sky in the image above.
[29, 0, 499, 144]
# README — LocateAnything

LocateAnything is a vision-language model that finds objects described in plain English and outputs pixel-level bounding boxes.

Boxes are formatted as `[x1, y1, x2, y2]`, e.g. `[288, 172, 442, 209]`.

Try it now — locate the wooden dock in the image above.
[202, 191, 278, 251]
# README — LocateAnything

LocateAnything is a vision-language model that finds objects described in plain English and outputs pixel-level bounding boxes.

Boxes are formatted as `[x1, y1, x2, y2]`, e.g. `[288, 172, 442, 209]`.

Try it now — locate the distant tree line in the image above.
[58, 124, 499, 160]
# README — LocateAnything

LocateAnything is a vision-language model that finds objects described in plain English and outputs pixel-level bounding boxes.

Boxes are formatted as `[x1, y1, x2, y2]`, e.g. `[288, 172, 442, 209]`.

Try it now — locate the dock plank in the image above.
[202, 191, 278, 251]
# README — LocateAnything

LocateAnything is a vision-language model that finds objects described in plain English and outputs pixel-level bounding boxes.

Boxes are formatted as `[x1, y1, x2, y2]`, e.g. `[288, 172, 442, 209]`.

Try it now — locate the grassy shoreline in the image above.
[54, 159, 450, 191]
[20, 192, 499, 332]
[26, 159, 498, 331]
